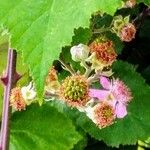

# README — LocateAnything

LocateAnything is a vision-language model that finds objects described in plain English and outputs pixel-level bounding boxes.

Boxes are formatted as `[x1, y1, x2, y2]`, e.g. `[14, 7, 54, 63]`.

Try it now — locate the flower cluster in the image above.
[9, 14, 134, 129]
[70, 38, 117, 72]
[89, 38, 117, 70]
[89, 76, 132, 123]
[10, 82, 36, 111]
[112, 16, 136, 42]
[53, 41, 132, 128]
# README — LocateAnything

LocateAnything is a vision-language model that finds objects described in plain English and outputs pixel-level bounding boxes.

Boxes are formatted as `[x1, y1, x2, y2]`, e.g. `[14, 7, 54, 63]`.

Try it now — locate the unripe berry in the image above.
[60, 75, 89, 107]
[119, 23, 136, 42]
[88, 37, 117, 70]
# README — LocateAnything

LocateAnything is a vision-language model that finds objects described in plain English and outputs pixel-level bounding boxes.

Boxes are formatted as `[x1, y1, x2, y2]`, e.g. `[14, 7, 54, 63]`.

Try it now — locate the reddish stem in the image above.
[0, 49, 17, 150]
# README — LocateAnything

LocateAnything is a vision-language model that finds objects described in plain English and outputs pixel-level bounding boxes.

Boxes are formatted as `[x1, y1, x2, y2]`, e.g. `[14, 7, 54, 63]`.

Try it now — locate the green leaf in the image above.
[137, 0, 150, 5]
[0, 26, 9, 46]
[49, 61, 150, 147]
[72, 129, 88, 150]
[90, 14, 113, 29]
[139, 19, 150, 38]
[106, 32, 124, 54]
[141, 65, 150, 84]
[10, 104, 82, 150]
[0, 0, 121, 98]
[72, 27, 92, 45]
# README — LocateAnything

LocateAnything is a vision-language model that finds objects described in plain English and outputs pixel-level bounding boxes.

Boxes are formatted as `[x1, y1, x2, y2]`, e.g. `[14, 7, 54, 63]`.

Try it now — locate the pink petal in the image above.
[100, 76, 111, 90]
[89, 89, 109, 100]
[108, 99, 117, 108]
[115, 102, 127, 118]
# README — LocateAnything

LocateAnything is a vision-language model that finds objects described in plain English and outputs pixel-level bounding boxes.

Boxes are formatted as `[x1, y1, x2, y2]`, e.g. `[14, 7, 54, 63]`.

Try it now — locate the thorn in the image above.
[0, 71, 22, 86]
[13, 72, 22, 83]
[0, 76, 8, 86]
[0, 71, 8, 86]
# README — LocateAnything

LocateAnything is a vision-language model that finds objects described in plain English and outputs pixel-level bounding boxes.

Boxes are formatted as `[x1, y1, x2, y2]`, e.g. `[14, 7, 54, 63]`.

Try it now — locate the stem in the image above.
[44, 91, 59, 100]
[93, 27, 111, 34]
[87, 71, 101, 84]
[0, 49, 17, 150]
[59, 59, 75, 75]
[81, 61, 93, 77]
[88, 70, 113, 84]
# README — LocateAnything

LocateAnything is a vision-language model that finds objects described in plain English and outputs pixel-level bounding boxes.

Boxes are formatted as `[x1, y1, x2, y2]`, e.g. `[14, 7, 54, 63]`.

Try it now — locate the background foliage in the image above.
[0, 0, 150, 150]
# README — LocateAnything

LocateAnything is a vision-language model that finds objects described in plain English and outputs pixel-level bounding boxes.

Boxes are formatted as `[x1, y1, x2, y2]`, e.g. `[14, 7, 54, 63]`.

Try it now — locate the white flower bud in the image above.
[70, 44, 89, 62]
[21, 82, 36, 103]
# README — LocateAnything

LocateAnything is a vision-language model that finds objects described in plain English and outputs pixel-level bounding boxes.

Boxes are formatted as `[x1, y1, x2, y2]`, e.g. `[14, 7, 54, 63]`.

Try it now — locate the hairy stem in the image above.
[59, 59, 75, 75]
[0, 49, 17, 150]
[81, 61, 93, 77]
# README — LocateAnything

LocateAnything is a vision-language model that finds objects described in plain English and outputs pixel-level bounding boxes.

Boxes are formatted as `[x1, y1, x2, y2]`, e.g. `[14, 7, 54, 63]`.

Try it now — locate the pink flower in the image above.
[89, 76, 132, 118]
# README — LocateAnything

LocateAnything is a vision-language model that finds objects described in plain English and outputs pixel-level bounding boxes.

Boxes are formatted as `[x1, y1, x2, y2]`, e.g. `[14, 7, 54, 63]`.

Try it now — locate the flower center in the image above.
[26, 91, 31, 97]
[94, 103, 115, 128]
[102, 106, 113, 118]
[61, 75, 88, 101]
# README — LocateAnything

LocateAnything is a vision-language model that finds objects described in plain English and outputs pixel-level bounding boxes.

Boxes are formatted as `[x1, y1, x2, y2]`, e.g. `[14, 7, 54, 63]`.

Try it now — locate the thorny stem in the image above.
[59, 59, 75, 75]
[0, 49, 17, 150]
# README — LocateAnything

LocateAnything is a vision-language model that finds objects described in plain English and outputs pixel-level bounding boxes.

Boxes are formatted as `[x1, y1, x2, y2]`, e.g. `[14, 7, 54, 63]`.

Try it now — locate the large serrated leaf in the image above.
[10, 104, 82, 150]
[49, 61, 150, 147]
[0, 0, 121, 97]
